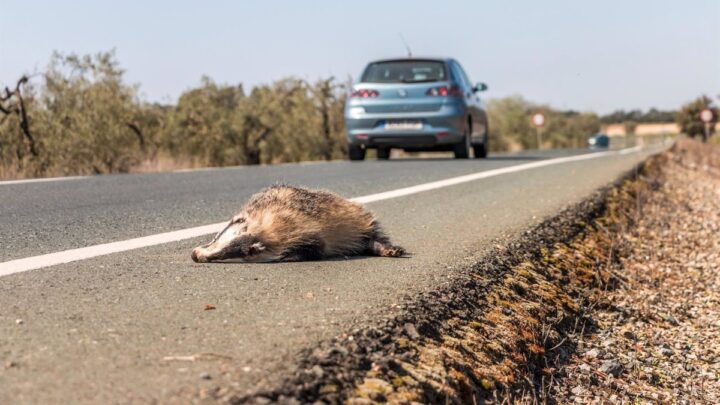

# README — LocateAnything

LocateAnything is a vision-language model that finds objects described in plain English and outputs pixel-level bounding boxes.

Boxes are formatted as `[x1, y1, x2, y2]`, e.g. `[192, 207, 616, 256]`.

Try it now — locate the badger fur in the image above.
[191, 185, 405, 263]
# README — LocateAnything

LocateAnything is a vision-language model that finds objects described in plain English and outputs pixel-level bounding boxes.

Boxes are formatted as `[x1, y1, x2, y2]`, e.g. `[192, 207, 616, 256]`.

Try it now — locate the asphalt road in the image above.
[0, 146, 662, 403]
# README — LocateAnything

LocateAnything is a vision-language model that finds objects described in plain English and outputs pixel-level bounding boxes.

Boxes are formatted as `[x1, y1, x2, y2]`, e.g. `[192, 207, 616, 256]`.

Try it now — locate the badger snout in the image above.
[191, 247, 210, 263]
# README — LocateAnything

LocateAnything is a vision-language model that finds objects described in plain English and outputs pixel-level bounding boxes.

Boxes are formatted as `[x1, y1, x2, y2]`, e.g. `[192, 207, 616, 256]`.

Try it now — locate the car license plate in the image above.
[384, 121, 422, 130]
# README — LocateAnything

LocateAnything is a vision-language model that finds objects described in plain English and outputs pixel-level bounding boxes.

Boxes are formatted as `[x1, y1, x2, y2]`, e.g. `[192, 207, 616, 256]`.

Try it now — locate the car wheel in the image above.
[453, 126, 471, 159]
[473, 139, 488, 158]
[376, 148, 390, 160]
[348, 144, 366, 161]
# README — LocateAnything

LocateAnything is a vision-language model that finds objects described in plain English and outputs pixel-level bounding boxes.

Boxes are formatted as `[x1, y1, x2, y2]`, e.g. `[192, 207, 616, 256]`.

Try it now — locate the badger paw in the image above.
[371, 241, 405, 258]
[382, 246, 405, 257]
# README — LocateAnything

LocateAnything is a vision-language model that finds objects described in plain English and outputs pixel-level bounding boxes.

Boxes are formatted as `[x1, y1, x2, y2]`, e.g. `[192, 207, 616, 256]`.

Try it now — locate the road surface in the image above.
[0, 146, 660, 403]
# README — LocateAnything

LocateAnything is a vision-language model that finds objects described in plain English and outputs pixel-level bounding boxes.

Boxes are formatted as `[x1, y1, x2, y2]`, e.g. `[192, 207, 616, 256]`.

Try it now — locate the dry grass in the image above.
[0, 165, 27, 181]
[127, 154, 206, 174]
[2, 155, 213, 180]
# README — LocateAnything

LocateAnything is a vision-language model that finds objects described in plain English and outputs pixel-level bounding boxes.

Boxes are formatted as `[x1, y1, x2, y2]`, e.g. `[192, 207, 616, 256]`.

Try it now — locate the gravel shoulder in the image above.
[552, 139, 720, 403]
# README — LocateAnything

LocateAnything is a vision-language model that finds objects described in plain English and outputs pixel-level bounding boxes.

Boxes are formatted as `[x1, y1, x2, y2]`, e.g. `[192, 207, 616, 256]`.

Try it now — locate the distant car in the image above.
[588, 133, 610, 148]
[344, 58, 490, 160]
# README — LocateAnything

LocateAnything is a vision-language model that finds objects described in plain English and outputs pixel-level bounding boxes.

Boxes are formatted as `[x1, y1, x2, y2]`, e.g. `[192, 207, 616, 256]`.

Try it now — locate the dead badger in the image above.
[191, 185, 405, 263]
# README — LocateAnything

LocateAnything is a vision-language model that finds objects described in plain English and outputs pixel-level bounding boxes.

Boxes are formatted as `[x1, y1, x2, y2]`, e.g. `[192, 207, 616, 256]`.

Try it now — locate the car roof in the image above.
[366, 57, 453, 64]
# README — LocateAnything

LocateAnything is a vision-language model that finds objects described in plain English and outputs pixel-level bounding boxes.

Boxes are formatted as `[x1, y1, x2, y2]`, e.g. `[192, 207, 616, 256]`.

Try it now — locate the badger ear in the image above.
[248, 241, 266, 255]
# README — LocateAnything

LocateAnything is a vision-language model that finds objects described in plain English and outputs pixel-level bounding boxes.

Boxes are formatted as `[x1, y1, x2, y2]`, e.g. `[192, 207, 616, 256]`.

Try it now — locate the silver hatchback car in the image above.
[344, 58, 489, 160]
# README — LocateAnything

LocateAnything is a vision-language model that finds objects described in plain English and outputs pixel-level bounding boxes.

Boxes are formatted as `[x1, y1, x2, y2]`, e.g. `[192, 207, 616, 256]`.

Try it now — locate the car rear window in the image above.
[361, 60, 447, 83]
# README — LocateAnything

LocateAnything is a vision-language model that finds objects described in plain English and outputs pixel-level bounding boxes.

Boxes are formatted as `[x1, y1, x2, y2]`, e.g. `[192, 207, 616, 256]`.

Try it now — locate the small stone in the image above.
[600, 359, 624, 377]
[15, 319, 23, 325]
[403, 323, 420, 340]
[276, 395, 300, 405]
[199, 372, 211, 380]
[601, 338, 615, 348]
[584, 348, 600, 358]
[311, 365, 324, 378]
[571, 385, 586, 396]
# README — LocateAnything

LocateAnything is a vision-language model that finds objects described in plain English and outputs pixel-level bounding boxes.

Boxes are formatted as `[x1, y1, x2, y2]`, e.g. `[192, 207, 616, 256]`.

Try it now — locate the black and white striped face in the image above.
[191, 216, 266, 263]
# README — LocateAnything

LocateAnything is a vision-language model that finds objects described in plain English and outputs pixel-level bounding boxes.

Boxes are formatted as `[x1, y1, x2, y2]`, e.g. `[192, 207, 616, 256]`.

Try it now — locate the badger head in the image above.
[191, 216, 274, 263]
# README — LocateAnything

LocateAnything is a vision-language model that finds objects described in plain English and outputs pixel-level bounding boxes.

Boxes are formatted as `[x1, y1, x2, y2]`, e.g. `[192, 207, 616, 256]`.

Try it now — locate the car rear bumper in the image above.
[345, 106, 466, 149]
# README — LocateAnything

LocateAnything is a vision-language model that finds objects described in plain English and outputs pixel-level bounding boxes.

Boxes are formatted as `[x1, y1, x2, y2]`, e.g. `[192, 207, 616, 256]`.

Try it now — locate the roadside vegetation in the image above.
[1, 51, 715, 180]
[0, 51, 348, 179]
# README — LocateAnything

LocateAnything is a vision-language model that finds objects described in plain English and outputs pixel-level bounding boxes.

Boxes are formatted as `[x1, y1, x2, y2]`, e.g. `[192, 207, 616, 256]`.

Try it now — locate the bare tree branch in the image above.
[14, 76, 38, 157]
[126, 122, 146, 151]
[0, 76, 38, 157]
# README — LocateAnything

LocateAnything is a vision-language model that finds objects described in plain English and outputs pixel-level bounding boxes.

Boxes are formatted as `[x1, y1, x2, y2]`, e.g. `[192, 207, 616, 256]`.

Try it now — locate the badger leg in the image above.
[280, 237, 325, 262]
[366, 223, 405, 257]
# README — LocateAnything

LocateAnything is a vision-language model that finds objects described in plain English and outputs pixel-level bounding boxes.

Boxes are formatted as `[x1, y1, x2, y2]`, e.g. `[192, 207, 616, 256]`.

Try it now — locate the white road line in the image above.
[0, 147, 643, 277]
[353, 149, 618, 204]
[618, 145, 642, 155]
[0, 175, 87, 186]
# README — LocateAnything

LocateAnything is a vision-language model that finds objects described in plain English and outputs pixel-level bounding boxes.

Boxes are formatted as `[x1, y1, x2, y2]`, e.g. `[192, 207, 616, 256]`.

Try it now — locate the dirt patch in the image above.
[206, 140, 718, 404]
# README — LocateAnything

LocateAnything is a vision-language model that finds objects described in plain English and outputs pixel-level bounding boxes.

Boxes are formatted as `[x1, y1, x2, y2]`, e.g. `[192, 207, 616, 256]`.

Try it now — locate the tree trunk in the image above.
[1, 76, 38, 158]
[320, 100, 333, 161]
[245, 148, 261, 165]
[126, 122, 146, 152]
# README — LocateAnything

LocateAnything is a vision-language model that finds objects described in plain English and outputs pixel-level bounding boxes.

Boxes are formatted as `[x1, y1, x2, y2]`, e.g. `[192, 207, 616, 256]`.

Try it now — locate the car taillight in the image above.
[351, 89, 380, 98]
[426, 85, 462, 97]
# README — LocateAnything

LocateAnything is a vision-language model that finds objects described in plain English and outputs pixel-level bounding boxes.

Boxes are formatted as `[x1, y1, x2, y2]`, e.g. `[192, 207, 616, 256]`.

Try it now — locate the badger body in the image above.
[191, 185, 404, 263]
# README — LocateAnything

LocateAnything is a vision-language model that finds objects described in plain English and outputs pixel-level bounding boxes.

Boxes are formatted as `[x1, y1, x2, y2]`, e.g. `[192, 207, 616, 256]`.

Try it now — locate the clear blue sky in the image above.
[1, 0, 718, 114]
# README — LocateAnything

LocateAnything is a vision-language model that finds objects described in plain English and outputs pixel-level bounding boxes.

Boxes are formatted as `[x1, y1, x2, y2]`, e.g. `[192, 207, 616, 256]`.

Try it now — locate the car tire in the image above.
[453, 126, 471, 159]
[348, 144, 366, 161]
[376, 148, 390, 160]
[473, 130, 489, 158]
[473, 142, 487, 158]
